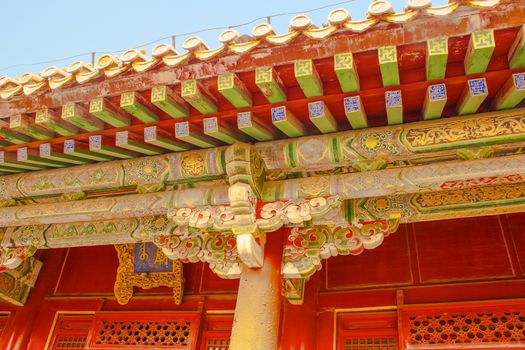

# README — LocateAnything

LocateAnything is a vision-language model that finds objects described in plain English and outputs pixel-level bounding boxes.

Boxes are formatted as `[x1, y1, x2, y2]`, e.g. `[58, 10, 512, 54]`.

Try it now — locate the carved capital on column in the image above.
[225, 142, 266, 199]
[226, 143, 267, 269]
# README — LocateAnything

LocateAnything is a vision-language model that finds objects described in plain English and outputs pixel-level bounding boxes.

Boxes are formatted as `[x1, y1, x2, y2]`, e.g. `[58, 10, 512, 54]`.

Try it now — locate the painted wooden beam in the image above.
[0, 164, 23, 173]
[294, 59, 323, 98]
[39, 143, 92, 165]
[175, 121, 216, 148]
[334, 53, 360, 93]
[308, 101, 337, 134]
[493, 73, 525, 110]
[144, 126, 189, 152]
[271, 106, 305, 137]
[0, 140, 8, 147]
[218, 73, 252, 109]
[89, 97, 130, 128]
[457, 78, 488, 115]
[89, 135, 137, 159]
[426, 37, 448, 80]
[17, 147, 69, 168]
[150, 85, 189, 118]
[343, 96, 367, 129]
[64, 140, 113, 162]
[378, 46, 400, 87]
[180, 79, 217, 115]
[237, 112, 274, 141]
[509, 25, 525, 69]
[203, 117, 243, 144]
[464, 30, 495, 75]
[255, 67, 287, 104]
[120, 91, 159, 123]
[0, 127, 31, 144]
[422, 83, 447, 120]
[61, 102, 104, 132]
[10, 115, 54, 140]
[0, 151, 44, 171]
[385, 90, 403, 125]
[35, 108, 78, 136]
[115, 131, 163, 155]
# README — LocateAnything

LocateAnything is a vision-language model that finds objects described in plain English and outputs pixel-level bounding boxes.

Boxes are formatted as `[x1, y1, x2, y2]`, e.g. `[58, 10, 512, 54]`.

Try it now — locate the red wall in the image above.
[1, 213, 525, 349]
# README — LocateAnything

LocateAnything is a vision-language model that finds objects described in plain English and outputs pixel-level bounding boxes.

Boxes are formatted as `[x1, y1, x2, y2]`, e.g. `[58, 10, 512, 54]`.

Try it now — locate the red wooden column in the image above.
[279, 273, 320, 350]
[229, 229, 284, 350]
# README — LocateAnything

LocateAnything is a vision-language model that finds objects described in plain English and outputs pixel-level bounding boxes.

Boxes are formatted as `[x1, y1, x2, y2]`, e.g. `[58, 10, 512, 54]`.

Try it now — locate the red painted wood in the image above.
[324, 225, 413, 291]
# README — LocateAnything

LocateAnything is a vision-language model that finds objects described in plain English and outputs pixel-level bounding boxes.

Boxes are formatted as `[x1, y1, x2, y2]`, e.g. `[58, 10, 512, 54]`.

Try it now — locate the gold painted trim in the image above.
[205, 309, 235, 315]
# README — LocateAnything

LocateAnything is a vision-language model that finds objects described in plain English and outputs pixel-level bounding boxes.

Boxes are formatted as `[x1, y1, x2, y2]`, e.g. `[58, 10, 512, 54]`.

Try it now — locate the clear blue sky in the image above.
[0, 0, 448, 77]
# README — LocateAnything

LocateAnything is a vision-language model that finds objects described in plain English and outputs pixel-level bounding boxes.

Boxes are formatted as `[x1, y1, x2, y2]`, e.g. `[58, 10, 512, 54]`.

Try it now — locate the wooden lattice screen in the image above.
[85, 311, 201, 349]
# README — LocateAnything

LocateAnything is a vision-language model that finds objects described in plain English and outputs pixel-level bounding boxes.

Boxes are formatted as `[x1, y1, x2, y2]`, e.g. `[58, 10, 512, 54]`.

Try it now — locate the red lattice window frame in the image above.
[85, 311, 201, 350]
[47, 314, 94, 350]
[199, 315, 233, 350]
[399, 300, 525, 349]
[337, 312, 399, 350]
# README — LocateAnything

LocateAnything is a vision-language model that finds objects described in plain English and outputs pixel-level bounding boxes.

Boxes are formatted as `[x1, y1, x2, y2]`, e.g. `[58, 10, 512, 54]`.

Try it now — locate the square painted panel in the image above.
[469, 79, 487, 95]
[429, 84, 447, 100]
[514, 73, 525, 90]
[237, 112, 252, 127]
[271, 107, 286, 122]
[344, 97, 361, 112]
[308, 101, 324, 118]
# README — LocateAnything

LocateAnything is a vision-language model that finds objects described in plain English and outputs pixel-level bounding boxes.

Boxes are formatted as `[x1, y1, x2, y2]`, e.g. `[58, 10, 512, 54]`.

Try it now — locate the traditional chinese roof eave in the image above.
[0, 0, 520, 116]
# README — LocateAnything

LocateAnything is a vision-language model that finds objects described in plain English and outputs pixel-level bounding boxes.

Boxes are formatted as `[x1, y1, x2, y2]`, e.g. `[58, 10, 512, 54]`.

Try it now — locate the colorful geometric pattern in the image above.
[514, 73, 525, 90]
[308, 101, 324, 118]
[89, 135, 102, 150]
[271, 107, 286, 122]
[469, 79, 487, 95]
[429, 84, 447, 100]
[386, 91, 402, 106]
[237, 112, 252, 127]
[175, 122, 190, 137]
[344, 97, 361, 112]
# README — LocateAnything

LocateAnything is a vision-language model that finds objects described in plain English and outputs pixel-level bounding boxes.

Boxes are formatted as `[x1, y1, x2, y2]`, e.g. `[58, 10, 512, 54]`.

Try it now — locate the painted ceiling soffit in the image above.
[0, 0, 502, 102]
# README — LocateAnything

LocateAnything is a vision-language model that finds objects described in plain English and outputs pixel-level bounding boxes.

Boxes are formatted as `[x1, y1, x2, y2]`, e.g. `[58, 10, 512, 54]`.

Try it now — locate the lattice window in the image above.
[94, 320, 192, 347]
[54, 336, 87, 349]
[343, 336, 397, 350]
[205, 338, 230, 350]
[408, 311, 525, 346]
[48, 314, 93, 350]
[86, 311, 201, 349]
[337, 312, 398, 350]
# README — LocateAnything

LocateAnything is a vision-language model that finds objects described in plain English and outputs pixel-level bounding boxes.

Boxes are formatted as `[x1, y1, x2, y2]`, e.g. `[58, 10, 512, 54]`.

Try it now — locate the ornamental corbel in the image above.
[257, 195, 342, 232]
[0, 246, 37, 272]
[167, 205, 234, 232]
[281, 215, 400, 304]
[154, 230, 242, 279]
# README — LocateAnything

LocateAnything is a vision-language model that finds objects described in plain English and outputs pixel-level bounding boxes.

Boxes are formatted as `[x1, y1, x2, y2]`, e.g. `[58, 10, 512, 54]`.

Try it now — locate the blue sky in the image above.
[0, 0, 448, 77]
